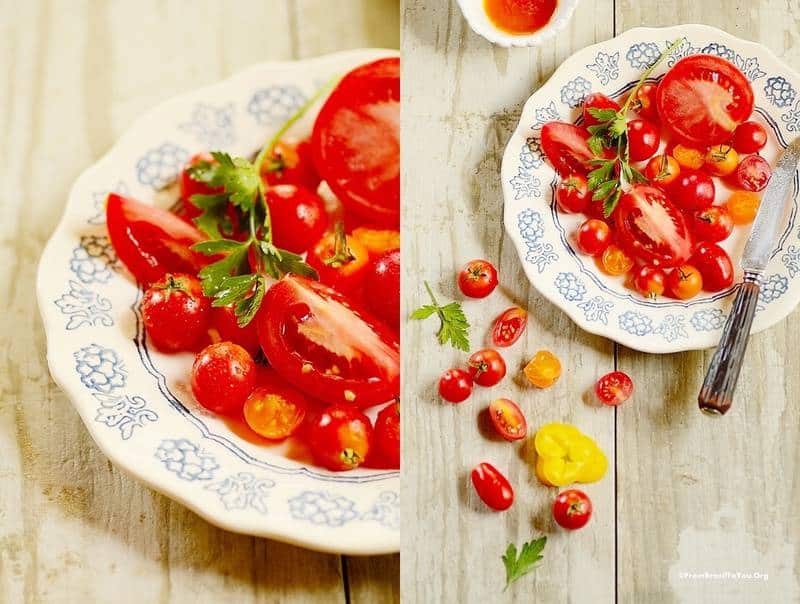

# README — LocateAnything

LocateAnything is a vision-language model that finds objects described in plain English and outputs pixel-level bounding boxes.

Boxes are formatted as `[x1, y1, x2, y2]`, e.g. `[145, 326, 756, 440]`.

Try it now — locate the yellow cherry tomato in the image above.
[601, 244, 634, 276]
[704, 144, 739, 176]
[672, 144, 706, 170]
[726, 191, 760, 224]
[524, 350, 561, 388]
[577, 448, 608, 483]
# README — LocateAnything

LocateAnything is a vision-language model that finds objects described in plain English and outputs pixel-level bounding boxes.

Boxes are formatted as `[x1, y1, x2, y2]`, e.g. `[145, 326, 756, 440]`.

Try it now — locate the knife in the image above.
[698, 136, 800, 416]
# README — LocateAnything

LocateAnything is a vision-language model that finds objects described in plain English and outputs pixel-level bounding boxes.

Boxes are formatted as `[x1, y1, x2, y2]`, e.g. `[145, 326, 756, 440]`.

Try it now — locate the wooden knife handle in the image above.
[698, 275, 761, 416]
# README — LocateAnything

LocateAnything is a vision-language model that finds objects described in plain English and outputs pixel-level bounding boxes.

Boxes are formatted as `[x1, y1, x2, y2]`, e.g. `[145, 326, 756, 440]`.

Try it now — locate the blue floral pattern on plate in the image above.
[75, 344, 126, 393]
[764, 76, 796, 108]
[248, 86, 306, 124]
[518, 209, 556, 271]
[55, 281, 113, 330]
[289, 491, 359, 527]
[560, 76, 592, 108]
[179, 103, 235, 147]
[206, 472, 275, 514]
[626, 42, 661, 69]
[361, 491, 400, 530]
[586, 51, 620, 85]
[156, 439, 219, 481]
[93, 393, 157, 440]
[136, 143, 189, 189]
[89, 181, 128, 225]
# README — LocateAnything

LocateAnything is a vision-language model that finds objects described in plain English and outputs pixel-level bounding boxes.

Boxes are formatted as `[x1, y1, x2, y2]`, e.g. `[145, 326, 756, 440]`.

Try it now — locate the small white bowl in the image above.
[456, 0, 579, 48]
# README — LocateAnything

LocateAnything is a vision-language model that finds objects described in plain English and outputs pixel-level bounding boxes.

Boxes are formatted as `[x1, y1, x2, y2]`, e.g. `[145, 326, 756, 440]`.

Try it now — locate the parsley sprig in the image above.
[502, 536, 547, 591]
[410, 281, 470, 351]
[585, 38, 682, 216]
[187, 81, 335, 327]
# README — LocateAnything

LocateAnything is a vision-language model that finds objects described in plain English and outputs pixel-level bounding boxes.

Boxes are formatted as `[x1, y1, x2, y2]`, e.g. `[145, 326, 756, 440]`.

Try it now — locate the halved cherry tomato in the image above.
[179, 153, 223, 218]
[691, 206, 733, 243]
[438, 368, 473, 403]
[553, 489, 592, 530]
[210, 303, 261, 356]
[633, 265, 666, 298]
[631, 82, 659, 121]
[312, 58, 399, 226]
[262, 138, 321, 191]
[467, 348, 506, 387]
[373, 402, 400, 469]
[582, 92, 620, 127]
[734, 154, 772, 192]
[524, 350, 561, 388]
[656, 54, 754, 146]
[106, 193, 209, 287]
[627, 118, 660, 161]
[690, 242, 734, 292]
[732, 121, 767, 154]
[491, 306, 527, 347]
[257, 275, 400, 408]
[614, 185, 693, 267]
[458, 259, 498, 298]
[191, 342, 257, 415]
[308, 404, 373, 471]
[471, 462, 514, 511]
[266, 184, 328, 254]
[670, 170, 716, 211]
[645, 153, 680, 187]
[672, 144, 706, 170]
[243, 384, 308, 440]
[595, 371, 634, 406]
[142, 273, 210, 352]
[540, 122, 596, 176]
[351, 227, 400, 257]
[556, 174, 591, 213]
[307, 225, 371, 295]
[488, 398, 527, 441]
[704, 144, 739, 176]
[600, 244, 634, 276]
[576, 219, 612, 256]
[666, 264, 703, 300]
[726, 191, 760, 224]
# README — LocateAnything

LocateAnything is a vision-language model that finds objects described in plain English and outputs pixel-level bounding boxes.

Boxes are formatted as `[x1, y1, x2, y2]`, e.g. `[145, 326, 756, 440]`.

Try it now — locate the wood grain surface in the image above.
[0, 1, 399, 603]
[401, 1, 800, 603]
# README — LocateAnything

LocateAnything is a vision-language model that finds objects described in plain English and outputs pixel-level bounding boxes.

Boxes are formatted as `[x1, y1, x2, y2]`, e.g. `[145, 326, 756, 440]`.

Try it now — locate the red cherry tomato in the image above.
[540, 122, 596, 177]
[306, 226, 371, 296]
[615, 185, 693, 267]
[491, 306, 528, 348]
[690, 242, 735, 292]
[553, 489, 592, 530]
[191, 342, 257, 415]
[179, 153, 223, 218]
[632, 265, 666, 298]
[257, 275, 400, 408]
[467, 348, 506, 387]
[656, 54, 754, 146]
[266, 184, 328, 254]
[364, 249, 400, 329]
[210, 304, 261, 356]
[106, 193, 209, 287]
[731, 121, 767, 154]
[471, 462, 514, 511]
[576, 219, 612, 256]
[644, 153, 681, 187]
[262, 138, 321, 191]
[312, 58, 399, 226]
[595, 371, 634, 406]
[627, 118, 660, 161]
[670, 170, 716, 211]
[373, 402, 400, 469]
[691, 206, 734, 243]
[631, 82, 659, 121]
[488, 398, 527, 441]
[458, 259, 499, 298]
[555, 174, 591, 213]
[734, 154, 772, 192]
[141, 273, 210, 352]
[308, 404, 373, 471]
[243, 384, 308, 441]
[582, 92, 621, 127]
[438, 368, 473, 403]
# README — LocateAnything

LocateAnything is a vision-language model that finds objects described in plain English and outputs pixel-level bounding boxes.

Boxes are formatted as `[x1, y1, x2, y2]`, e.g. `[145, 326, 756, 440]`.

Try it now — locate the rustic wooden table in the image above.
[402, 1, 800, 602]
[0, 1, 398, 602]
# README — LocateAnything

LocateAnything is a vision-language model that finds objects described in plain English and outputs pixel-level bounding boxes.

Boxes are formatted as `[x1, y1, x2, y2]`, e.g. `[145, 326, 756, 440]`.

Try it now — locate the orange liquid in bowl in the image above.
[483, 0, 558, 35]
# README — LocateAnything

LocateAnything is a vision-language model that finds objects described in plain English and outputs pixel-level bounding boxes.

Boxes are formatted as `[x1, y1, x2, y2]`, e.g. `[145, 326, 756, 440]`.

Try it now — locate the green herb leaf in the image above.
[234, 274, 267, 327]
[502, 537, 547, 591]
[411, 282, 470, 352]
[190, 194, 233, 239]
[592, 179, 617, 202]
[195, 242, 250, 297]
[409, 305, 438, 320]
[587, 107, 618, 122]
[604, 188, 623, 216]
[274, 248, 319, 280]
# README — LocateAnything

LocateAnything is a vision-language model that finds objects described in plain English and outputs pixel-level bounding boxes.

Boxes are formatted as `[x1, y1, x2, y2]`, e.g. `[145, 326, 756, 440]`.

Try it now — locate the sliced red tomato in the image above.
[656, 54, 754, 146]
[491, 306, 528, 347]
[614, 185, 693, 268]
[257, 275, 400, 408]
[106, 193, 209, 287]
[312, 57, 399, 226]
[540, 122, 596, 177]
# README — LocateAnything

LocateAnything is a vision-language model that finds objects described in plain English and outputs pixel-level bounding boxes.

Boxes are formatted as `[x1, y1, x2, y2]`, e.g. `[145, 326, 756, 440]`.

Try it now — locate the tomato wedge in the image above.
[656, 54, 754, 146]
[540, 122, 596, 177]
[257, 275, 400, 408]
[614, 185, 693, 268]
[106, 193, 209, 287]
[312, 57, 399, 227]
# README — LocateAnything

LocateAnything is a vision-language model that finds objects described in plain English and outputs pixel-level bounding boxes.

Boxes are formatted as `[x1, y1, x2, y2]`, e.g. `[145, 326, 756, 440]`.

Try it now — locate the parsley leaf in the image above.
[411, 281, 470, 352]
[502, 537, 547, 591]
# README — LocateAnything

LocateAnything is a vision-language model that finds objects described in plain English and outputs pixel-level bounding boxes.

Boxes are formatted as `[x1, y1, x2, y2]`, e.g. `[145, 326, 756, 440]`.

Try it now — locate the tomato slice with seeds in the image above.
[257, 275, 400, 408]
[540, 122, 596, 177]
[614, 185, 693, 268]
[106, 193, 209, 287]
[656, 54, 754, 146]
[488, 398, 527, 441]
[312, 57, 399, 226]
[243, 382, 308, 441]
[734, 154, 772, 192]
[491, 306, 528, 347]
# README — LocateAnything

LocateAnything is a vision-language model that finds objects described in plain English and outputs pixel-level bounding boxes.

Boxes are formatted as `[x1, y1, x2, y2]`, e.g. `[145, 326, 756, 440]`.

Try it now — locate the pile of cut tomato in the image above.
[542, 52, 772, 299]
[105, 58, 400, 472]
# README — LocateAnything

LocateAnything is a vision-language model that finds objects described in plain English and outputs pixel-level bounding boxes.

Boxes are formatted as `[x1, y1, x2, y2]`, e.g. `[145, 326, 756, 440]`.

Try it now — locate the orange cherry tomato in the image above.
[488, 398, 527, 441]
[600, 244, 634, 276]
[524, 350, 561, 388]
[704, 145, 739, 176]
[672, 144, 706, 170]
[306, 223, 371, 295]
[726, 191, 761, 224]
[666, 264, 703, 300]
[644, 153, 680, 187]
[351, 227, 400, 257]
[243, 385, 308, 440]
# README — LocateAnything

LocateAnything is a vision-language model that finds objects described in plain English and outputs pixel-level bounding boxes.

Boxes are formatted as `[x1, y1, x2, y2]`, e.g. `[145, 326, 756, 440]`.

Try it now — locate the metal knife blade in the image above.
[741, 136, 800, 273]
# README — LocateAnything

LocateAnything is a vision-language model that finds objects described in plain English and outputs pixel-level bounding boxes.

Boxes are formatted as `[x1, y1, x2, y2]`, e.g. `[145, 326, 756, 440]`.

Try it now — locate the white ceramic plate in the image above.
[36, 49, 399, 554]
[502, 25, 800, 353]
[456, 0, 578, 48]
